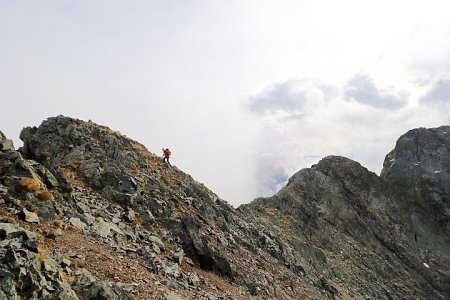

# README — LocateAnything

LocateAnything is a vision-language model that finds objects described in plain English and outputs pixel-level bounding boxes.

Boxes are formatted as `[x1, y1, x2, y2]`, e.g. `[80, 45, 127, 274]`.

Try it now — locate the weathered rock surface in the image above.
[0, 222, 110, 300]
[381, 127, 450, 261]
[243, 138, 450, 298]
[1, 117, 449, 299]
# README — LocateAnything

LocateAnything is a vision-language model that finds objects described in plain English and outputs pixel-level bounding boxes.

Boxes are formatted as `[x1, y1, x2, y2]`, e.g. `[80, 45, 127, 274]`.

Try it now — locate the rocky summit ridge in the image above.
[0, 116, 449, 300]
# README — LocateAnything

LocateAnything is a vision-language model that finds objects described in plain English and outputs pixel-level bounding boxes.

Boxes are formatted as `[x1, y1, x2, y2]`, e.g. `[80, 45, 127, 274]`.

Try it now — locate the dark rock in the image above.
[2, 149, 20, 162]
[84, 281, 134, 300]
[32, 197, 57, 220]
[35, 165, 59, 189]
[181, 217, 232, 278]
[0, 268, 17, 299]
[55, 283, 79, 300]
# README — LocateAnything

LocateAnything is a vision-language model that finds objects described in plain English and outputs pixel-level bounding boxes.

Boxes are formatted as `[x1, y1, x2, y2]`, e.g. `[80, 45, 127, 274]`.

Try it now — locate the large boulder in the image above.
[180, 217, 232, 278]
[0, 131, 14, 151]
[84, 281, 134, 300]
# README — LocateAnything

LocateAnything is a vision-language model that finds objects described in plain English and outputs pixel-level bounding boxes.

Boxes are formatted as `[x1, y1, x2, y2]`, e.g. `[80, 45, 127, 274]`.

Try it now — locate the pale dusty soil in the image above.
[0, 206, 253, 300]
[47, 230, 252, 299]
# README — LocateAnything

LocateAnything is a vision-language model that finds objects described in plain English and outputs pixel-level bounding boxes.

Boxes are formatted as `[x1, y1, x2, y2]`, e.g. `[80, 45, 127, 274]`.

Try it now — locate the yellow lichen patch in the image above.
[54, 219, 66, 228]
[63, 274, 77, 284]
[37, 243, 50, 262]
[0, 216, 16, 223]
[57, 164, 87, 186]
[16, 177, 40, 192]
[132, 217, 146, 229]
[37, 191, 54, 201]
[72, 258, 86, 268]
[264, 207, 279, 216]
[340, 293, 354, 300]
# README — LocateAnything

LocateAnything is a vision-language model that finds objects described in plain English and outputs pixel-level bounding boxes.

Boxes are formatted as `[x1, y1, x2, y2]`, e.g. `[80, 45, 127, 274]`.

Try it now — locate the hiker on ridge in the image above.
[162, 148, 171, 166]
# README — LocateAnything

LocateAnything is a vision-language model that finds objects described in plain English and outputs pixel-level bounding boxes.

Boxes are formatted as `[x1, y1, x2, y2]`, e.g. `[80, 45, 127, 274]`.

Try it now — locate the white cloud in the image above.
[245, 79, 337, 116]
[344, 73, 408, 109]
[421, 80, 450, 104]
[246, 73, 450, 198]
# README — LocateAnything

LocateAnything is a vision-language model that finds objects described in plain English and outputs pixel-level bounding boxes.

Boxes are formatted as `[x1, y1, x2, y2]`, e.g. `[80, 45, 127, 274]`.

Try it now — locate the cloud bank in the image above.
[245, 74, 450, 197]
[344, 73, 408, 109]
[421, 80, 450, 104]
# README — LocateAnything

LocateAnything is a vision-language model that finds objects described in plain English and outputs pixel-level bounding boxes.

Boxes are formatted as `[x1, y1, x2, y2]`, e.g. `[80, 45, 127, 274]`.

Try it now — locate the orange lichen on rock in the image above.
[16, 177, 40, 192]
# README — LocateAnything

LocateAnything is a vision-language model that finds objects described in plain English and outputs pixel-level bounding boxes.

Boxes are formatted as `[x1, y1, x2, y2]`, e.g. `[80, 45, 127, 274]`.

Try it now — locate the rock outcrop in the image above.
[381, 127, 450, 261]
[1, 116, 449, 299]
[242, 129, 450, 299]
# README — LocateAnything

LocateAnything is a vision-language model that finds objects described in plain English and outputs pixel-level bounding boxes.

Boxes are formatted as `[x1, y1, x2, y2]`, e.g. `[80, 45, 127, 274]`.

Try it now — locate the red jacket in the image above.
[163, 149, 171, 157]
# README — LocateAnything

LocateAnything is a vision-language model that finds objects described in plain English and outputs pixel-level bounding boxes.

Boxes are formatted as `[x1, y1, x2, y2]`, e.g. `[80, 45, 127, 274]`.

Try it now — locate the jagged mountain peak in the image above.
[381, 125, 450, 187]
[243, 126, 450, 300]
[20, 115, 152, 167]
[286, 155, 378, 190]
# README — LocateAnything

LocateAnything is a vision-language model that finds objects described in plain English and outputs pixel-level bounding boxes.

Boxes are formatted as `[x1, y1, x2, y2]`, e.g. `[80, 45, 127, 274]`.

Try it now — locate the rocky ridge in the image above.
[242, 128, 450, 299]
[0, 116, 449, 299]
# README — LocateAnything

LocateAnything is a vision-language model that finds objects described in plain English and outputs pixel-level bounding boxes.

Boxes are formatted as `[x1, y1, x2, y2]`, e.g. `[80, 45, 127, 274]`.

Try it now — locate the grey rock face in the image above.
[381, 127, 450, 254]
[243, 128, 450, 300]
[381, 126, 450, 188]
[380, 126, 450, 296]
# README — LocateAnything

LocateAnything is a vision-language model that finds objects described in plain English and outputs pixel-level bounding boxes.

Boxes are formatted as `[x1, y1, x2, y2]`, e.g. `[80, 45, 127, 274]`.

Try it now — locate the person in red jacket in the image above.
[162, 148, 171, 166]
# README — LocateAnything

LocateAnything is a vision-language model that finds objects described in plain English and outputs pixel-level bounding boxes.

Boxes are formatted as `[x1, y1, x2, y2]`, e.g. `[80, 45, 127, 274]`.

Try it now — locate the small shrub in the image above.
[132, 217, 145, 229]
[54, 219, 66, 228]
[37, 191, 53, 201]
[0, 216, 16, 223]
[16, 178, 39, 192]
[63, 274, 77, 284]
[72, 258, 86, 268]
[37, 244, 49, 262]
[340, 292, 353, 300]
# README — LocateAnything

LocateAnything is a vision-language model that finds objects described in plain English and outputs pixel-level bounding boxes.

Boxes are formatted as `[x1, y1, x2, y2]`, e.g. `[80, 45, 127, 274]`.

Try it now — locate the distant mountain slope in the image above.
[1, 116, 449, 299]
[242, 128, 450, 299]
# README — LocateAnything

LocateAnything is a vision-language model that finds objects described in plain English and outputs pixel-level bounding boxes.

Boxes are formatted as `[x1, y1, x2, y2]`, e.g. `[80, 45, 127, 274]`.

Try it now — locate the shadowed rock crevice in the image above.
[180, 217, 233, 278]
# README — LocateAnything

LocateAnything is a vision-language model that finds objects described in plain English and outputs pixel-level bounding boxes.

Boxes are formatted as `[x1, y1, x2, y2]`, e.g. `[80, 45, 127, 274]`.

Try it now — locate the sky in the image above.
[1, 0, 450, 206]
